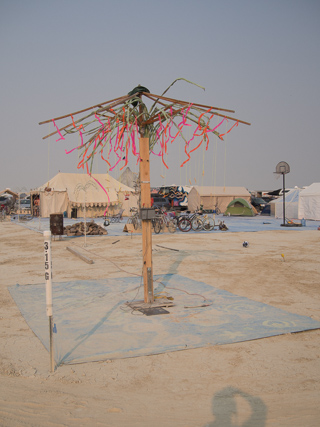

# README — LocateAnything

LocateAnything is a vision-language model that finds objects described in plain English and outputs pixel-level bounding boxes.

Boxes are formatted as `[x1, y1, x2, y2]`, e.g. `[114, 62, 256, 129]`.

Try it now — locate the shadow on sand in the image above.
[204, 386, 267, 427]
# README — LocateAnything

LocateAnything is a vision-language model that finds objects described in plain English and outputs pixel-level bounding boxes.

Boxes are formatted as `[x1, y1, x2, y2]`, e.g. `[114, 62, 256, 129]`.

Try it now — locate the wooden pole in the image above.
[44, 231, 55, 372]
[139, 137, 154, 303]
[49, 315, 54, 373]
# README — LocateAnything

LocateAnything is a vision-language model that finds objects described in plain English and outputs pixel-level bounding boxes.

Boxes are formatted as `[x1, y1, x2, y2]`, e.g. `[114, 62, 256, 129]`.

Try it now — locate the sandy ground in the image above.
[0, 219, 320, 427]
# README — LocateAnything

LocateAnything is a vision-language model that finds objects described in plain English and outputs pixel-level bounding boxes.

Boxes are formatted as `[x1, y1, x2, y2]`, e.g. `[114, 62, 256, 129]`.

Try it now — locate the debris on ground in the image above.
[64, 221, 108, 236]
[219, 221, 229, 231]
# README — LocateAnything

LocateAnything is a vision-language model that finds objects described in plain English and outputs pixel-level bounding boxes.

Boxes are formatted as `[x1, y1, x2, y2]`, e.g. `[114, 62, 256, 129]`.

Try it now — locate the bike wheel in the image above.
[203, 217, 215, 231]
[178, 217, 192, 232]
[168, 220, 177, 233]
[191, 217, 203, 231]
[171, 217, 178, 228]
[153, 219, 161, 234]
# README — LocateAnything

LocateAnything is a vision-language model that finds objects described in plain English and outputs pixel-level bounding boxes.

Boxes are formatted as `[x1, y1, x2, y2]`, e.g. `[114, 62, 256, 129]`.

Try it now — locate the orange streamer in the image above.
[219, 121, 239, 138]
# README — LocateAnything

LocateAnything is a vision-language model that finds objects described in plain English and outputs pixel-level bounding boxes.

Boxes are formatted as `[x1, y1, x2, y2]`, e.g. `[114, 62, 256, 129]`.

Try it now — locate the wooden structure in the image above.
[39, 80, 250, 305]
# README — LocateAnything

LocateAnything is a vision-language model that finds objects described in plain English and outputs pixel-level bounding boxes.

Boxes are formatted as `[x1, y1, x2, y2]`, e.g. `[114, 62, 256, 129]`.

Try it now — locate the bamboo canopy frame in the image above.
[39, 78, 251, 303]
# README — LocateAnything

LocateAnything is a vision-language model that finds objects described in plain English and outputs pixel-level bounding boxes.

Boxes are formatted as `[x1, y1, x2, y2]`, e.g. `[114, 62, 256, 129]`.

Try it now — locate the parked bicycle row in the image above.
[125, 207, 228, 233]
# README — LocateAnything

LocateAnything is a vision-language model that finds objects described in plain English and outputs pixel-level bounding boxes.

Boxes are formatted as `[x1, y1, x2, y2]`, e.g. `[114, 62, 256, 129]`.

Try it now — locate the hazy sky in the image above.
[1, 0, 319, 193]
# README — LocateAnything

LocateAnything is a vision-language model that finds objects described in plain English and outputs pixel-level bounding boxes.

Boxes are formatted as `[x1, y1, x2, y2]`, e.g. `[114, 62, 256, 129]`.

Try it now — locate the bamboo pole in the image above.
[145, 92, 251, 126]
[39, 93, 137, 140]
[142, 92, 170, 108]
[146, 92, 236, 114]
[40, 91, 250, 140]
[39, 94, 130, 125]
[142, 107, 184, 125]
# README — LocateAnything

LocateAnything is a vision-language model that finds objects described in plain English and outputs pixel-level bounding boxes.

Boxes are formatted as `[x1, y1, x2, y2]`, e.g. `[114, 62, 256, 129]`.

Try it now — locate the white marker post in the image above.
[44, 230, 54, 372]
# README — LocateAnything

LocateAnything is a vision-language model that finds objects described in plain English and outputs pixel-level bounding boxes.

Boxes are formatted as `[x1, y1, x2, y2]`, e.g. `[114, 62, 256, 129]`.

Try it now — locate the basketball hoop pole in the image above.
[274, 161, 290, 227]
[282, 172, 286, 226]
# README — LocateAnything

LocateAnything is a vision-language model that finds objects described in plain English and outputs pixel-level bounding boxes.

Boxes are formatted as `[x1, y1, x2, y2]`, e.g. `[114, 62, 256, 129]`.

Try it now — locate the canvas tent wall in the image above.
[298, 183, 320, 220]
[224, 198, 255, 216]
[32, 172, 138, 218]
[269, 188, 301, 219]
[187, 186, 251, 213]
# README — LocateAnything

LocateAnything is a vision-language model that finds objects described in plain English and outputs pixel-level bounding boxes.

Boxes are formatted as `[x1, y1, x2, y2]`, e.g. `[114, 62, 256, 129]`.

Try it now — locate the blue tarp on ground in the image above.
[9, 275, 320, 366]
[11, 215, 320, 236]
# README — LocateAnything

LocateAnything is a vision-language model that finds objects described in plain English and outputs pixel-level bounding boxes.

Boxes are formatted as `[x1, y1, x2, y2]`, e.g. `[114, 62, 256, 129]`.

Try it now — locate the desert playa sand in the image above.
[1, 220, 319, 426]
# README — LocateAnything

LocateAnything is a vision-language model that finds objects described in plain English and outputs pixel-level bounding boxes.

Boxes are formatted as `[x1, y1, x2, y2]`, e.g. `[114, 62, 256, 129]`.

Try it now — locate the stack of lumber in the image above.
[64, 221, 108, 236]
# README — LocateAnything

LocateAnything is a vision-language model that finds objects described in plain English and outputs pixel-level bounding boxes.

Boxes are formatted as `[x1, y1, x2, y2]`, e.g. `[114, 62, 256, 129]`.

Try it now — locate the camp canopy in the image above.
[298, 183, 320, 220]
[224, 198, 255, 217]
[32, 172, 138, 218]
[187, 186, 251, 213]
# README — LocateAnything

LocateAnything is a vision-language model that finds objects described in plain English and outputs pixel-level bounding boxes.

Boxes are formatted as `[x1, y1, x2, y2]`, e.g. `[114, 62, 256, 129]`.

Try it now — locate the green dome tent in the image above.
[224, 198, 256, 217]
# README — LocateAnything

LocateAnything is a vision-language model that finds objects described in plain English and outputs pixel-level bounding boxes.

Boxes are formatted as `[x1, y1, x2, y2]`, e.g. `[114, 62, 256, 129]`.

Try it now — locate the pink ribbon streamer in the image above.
[52, 119, 65, 142]
[65, 146, 79, 155]
[90, 175, 110, 215]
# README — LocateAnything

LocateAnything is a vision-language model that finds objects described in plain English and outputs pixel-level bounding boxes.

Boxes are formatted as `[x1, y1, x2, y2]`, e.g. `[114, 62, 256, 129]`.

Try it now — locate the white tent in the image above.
[269, 188, 301, 219]
[32, 172, 138, 218]
[298, 183, 320, 220]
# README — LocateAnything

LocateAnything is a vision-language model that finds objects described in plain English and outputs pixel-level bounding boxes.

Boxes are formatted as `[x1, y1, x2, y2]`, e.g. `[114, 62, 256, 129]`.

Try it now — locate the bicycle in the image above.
[126, 207, 141, 230]
[213, 204, 221, 215]
[178, 216, 192, 232]
[104, 209, 125, 226]
[162, 210, 177, 233]
[178, 209, 203, 232]
[201, 214, 215, 231]
[173, 211, 192, 232]
[152, 216, 162, 234]
[153, 208, 177, 233]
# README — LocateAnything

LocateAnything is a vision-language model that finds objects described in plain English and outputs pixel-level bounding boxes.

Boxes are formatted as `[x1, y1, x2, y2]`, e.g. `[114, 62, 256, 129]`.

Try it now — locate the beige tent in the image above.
[32, 172, 138, 218]
[188, 186, 251, 213]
